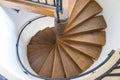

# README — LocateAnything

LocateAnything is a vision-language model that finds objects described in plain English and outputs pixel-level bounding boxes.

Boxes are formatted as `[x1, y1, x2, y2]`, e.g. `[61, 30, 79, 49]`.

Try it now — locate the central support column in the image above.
[55, 10, 69, 37]
[55, 19, 68, 37]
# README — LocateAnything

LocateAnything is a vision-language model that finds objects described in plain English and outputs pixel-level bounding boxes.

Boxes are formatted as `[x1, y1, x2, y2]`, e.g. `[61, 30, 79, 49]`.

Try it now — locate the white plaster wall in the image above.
[0, 7, 52, 80]
[0, 7, 34, 80]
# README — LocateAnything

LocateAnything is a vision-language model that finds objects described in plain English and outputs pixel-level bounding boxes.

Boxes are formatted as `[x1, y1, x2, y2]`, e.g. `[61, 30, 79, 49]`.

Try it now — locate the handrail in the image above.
[16, 16, 116, 80]
[0, 0, 55, 17]
[84, 49, 120, 80]
[26, 0, 55, 6]
[0, 0, 63, 22]
[96, 59, 120, 80]
[27, 0, 63, 23]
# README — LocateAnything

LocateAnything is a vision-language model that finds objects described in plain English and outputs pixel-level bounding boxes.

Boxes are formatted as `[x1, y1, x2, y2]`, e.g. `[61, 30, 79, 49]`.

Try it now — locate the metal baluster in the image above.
[45, 0, 48, 4]
[53, 0, 56, 6]
[56, 0, 60, 23]
[59, 0, 63, 13]
[26, 0, 62, 23]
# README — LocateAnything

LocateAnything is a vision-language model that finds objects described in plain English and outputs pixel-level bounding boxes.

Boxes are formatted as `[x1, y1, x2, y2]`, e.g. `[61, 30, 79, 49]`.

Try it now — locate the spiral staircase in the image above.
[27, 0, 107, 78]
[0, 0, 120, 80]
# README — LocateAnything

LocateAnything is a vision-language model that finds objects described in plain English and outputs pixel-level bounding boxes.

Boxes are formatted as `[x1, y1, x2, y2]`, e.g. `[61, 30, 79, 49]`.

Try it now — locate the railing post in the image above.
[55, 19, 68, 37]
[59, 0, 63, 13]
[54, 0, 56, 6]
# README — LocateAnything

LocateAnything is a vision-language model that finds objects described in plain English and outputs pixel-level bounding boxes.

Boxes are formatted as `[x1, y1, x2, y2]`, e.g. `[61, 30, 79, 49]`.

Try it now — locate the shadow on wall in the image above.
[0, 7, 23, 80]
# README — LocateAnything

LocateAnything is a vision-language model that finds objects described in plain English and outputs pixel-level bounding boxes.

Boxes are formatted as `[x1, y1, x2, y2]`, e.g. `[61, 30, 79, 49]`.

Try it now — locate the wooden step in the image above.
[27, 44, 52, 73]
[68, 0, 77, 16]
[58, 40, 93, 71]
[64, 1, 102, 33]
[44, 27, 56, 44]
[29, 27, 55, 45]
[0, 0, 55, 17]
[57, 44, 81, 78]
[60, 40, 102, 60]
[68, 0, 90, 25]
[27, 44, 52, 64]
[28, 52, 41, 65]
[61, 31, 106, 46]
[52, 46, 65, 78]
[39, 48, 55, 78]
[38, 27, 56, 44]
[65, 16, 107, 36]
[41, 27, 52, 43]
[29, 31, 49, 45]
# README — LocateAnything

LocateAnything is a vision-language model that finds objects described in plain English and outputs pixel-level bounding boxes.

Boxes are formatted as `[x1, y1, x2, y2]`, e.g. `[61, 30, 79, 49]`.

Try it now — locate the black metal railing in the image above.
[70, 50, 116, 79]
[26, 0, 55, 6]
[26, 0, 63, 23]
[96, 58, 120, 80]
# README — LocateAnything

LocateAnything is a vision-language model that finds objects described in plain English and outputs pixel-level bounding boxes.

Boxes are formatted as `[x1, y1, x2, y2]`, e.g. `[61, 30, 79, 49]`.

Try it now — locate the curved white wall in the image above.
[0, 7, 22, 80]
[0, 7, 44, 80]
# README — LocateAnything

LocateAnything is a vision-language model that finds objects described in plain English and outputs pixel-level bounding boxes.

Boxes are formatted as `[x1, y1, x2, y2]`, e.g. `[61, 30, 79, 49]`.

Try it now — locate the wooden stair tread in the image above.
[59, 41, 102, 60]
[27, 45, 52, 73]
[29, 30, 49, 45]
[65, 16, 107, 36]
[30, 27, 55, 45]
[39, 48, 55, 78]
[44, 27, 56, 44]
[52, 46, 65, 78]
[41, 27, 53, 43]
[57, 44, 81, 78]
[27, 44, 52, 64]
[68, 0, 90, 25]
[64, 1, 102, 33]
[68, 0, 77, 16]
[61, 31, 106, 46]
[58, 40, 93, 71]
